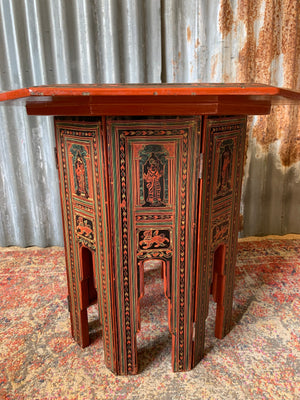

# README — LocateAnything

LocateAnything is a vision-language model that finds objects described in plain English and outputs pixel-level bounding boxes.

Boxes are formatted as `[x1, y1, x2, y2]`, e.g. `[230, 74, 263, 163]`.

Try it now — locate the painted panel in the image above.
[69, 144, 91, 199]
[55, 118, 116, 372]
[193, 116, 247, 366]
[107, 117, 201, 373]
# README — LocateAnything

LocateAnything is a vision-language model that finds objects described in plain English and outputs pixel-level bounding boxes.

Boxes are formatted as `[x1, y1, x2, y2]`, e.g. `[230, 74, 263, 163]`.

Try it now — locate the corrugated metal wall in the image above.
[0, 0, 299, 247]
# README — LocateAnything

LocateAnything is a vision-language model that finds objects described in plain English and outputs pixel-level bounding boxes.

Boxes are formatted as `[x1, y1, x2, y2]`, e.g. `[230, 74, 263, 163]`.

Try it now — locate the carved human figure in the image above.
[218, 146, 231, 193]
[75, 153, 89, 198]
[143, 153, 163, 206]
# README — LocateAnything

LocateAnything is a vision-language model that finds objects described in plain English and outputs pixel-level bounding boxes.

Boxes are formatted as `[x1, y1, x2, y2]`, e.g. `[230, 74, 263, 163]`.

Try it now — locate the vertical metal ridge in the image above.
[0, 0, 24, 88]
[23, 0, 47, 85]
[73, 0, 97, 83]
[94, 0, 121, 83]
[48, 0, 71, 83]
[144, 0, 161, 83]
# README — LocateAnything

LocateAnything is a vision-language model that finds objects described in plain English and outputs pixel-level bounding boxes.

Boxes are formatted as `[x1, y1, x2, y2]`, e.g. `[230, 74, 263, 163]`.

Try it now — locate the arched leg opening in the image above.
[211, 244, 226, 339]
[137, 260, 145, 332]
[78, 246, 98, 347]
[162, 260, 172, 333]
[136, 258, 172, 371]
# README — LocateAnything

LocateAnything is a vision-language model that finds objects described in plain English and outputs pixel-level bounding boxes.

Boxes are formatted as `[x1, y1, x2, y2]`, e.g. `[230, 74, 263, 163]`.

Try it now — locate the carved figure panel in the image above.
[65, 139, 94, 202]
[72, 145, 89, 198]
[140, 145, 168, 207]
[132, 141, 175, 208]
[214, 138, 236, 200]
[217, 144, 232, 195]
[75, 215, 95, 249]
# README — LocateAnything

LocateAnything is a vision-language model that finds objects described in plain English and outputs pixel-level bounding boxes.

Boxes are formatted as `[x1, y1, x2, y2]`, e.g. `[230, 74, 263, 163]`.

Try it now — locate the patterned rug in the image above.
[0, 236, 299, 400]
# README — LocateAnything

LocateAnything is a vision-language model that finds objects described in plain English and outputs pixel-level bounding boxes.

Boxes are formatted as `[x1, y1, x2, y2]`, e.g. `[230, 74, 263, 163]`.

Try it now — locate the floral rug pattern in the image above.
[0, 237, 299, 399]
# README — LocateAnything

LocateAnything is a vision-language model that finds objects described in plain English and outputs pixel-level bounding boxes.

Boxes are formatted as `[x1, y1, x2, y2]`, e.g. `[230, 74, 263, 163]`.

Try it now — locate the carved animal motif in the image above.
[139, 230, 170, 249]
[77, 217, 93, 238]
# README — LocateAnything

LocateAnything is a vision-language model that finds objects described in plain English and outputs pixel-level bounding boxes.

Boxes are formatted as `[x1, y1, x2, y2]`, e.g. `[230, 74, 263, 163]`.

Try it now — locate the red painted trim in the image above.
[0, 84, 299, 117]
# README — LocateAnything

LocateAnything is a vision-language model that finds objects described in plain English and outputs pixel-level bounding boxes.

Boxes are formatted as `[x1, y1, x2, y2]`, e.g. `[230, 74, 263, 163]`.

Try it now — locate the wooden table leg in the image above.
[193, 116, 247, 365]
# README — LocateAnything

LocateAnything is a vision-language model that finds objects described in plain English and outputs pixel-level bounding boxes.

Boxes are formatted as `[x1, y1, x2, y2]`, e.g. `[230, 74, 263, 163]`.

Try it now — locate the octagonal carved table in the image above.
[1, 84, 299, 374]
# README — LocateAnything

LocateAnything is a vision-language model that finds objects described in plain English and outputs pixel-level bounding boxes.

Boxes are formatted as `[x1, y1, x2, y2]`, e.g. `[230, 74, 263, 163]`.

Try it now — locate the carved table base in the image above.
[55, 115, 246, 375]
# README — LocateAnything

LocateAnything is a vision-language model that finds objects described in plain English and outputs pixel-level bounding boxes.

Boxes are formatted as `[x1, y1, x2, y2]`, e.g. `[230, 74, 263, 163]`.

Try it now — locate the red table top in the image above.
[0, 84, 299, 116]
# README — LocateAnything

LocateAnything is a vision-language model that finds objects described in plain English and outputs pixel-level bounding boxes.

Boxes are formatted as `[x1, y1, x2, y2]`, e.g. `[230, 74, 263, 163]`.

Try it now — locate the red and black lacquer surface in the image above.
[1, 84, 299, 375]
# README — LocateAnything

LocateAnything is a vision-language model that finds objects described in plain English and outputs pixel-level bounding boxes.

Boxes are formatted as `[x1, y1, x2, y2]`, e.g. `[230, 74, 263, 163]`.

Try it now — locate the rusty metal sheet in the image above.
[0, 0, 299, 246]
